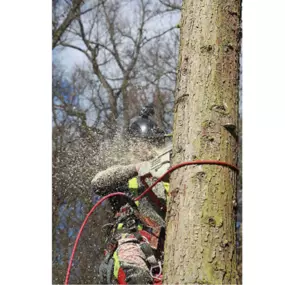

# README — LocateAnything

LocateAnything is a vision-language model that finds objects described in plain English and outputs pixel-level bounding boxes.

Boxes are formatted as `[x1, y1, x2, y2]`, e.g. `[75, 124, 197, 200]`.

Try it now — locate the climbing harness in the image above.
[98, 201, 163, 284]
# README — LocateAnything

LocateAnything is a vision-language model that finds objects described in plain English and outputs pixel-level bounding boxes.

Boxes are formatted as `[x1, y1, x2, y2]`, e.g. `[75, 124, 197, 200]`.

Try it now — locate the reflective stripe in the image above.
[128, 177, 138, 189]
[163, 182, 170, 194]
[113, 251, 120, 279]
[117, 223, 123, 230]
[164, 182, 170, 204]
[128, 177, 139, 206]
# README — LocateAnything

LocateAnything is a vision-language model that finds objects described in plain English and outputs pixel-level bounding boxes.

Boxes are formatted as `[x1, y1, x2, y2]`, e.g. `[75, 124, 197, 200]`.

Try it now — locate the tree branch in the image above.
[59, 42, 92, 61]
[53, 0, 85, 49]
[102, 2, 125, 73]
[159, 0, 181, 11]
[142, 26, 176, 46]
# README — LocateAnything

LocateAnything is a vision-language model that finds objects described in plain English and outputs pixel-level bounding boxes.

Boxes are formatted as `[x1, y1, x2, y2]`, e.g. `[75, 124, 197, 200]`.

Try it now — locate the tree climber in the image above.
[92, 105, 171, 284]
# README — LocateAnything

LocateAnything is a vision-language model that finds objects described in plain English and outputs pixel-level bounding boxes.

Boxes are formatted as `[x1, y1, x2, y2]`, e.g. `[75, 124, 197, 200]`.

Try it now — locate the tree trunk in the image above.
[163, 0, 241, 284]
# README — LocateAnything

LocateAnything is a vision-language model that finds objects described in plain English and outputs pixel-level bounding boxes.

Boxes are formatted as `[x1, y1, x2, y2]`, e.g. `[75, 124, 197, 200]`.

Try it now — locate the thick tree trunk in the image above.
[163, 0, 241, 284]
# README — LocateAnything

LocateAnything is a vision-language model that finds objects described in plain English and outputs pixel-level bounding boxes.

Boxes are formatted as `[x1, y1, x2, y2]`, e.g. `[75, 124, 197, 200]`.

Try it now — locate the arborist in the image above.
[91, 105, 171, 284]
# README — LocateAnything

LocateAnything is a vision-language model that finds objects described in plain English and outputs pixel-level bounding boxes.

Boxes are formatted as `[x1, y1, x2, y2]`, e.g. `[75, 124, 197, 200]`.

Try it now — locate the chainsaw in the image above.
[138, 136, 172, 182]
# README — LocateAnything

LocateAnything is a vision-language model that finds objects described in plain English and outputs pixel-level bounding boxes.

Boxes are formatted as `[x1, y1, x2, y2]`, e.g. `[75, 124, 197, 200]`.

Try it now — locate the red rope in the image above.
[64, 160, 238, 285]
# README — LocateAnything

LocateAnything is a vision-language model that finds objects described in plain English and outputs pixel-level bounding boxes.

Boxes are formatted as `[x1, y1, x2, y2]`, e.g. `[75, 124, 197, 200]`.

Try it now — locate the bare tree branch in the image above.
[142, 26, 176, 46]
[60, 42, 92, 61]
[53, 0, 104, 49]
[159, 0, 181, 11]
[53, 0, 85, 49]
[102, 2, 125, 73]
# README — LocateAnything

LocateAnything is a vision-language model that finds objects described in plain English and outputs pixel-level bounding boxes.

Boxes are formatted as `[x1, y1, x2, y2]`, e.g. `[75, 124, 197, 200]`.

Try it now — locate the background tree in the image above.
[163, 0, 242, 284]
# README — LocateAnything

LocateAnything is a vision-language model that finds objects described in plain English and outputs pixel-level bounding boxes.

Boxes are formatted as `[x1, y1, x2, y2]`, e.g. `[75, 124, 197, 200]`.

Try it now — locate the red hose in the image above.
[64, 160, 238, 284]
[64, 192, 129, 285]
[135, 160, 238, 201]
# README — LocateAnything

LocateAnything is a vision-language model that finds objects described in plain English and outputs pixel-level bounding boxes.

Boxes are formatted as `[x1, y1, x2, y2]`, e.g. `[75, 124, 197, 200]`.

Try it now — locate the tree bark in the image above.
[163, 0, 241, 284]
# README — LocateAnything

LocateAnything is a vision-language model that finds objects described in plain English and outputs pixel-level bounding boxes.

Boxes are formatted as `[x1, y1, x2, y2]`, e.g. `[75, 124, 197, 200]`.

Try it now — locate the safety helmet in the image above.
[128, 105, 165, 141]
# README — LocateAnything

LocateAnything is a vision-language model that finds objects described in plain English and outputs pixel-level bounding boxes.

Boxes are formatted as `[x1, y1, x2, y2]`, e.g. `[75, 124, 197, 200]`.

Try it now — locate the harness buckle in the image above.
[150, 261, 162, 279]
